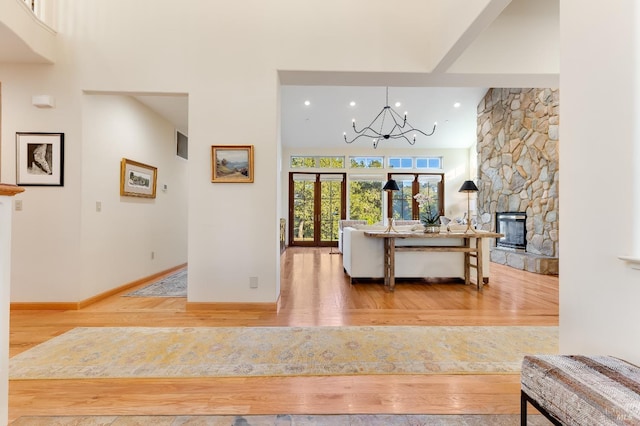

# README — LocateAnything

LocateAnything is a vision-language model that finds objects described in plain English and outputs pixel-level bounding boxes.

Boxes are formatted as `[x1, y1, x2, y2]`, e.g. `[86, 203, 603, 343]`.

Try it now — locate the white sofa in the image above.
[342, 226, 491, 283]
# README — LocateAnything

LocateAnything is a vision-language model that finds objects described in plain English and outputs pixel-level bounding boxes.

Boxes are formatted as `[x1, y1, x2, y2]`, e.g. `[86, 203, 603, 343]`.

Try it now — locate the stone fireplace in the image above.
[476, 88, 559, 275]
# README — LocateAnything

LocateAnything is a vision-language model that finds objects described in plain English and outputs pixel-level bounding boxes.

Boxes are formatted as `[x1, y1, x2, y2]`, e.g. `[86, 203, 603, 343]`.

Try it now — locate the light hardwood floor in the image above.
[9, 247, 558, 422]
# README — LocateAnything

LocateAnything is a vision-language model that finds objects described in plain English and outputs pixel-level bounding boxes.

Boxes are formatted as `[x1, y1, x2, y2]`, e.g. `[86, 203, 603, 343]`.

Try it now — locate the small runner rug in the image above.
[9, 325, 558, 380]
[124, 269, 187, 297]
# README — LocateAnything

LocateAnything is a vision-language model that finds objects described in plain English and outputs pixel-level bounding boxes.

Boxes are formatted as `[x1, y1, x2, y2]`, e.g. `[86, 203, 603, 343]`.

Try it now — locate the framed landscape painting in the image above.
[120, 158, 157, 198]
[16, 132, 64, 186]
[211, 145, 254, 183]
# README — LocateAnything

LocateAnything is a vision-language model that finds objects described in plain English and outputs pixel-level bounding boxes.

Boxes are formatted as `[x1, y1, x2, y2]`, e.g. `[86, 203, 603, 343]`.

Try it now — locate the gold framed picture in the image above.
[120, 158, 158, 198]
[211, 145, 254, 183]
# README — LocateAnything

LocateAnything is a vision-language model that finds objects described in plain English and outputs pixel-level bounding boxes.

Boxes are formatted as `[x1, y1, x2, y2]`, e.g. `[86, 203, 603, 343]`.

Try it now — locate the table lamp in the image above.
[383, 179, 399, 233]
[458, 180, 479, 233]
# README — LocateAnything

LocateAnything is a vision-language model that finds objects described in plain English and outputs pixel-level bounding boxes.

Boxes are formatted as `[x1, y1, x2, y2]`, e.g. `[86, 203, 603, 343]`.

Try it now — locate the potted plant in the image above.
[414, 192, 440, 233]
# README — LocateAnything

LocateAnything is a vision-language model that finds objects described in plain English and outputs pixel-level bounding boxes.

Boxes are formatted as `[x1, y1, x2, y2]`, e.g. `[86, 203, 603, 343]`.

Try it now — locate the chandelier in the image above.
[343, 87, 437, 149]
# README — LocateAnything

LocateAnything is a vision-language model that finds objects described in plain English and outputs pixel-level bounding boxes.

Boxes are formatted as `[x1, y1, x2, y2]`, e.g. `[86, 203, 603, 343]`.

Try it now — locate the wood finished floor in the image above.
[9, 247, 558, 422]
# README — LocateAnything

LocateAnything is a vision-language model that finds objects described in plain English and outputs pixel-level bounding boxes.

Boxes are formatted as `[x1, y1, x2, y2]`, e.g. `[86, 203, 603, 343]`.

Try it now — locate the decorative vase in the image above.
[424, 225, 440, 233]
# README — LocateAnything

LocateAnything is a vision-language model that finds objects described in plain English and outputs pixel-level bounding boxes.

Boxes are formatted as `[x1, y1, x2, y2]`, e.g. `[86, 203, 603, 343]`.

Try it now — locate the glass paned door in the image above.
[387, 173, 445, 221]
[391, 174, 417, 220]
[292, 174, 316, 242]
[290, 173, 345, 246]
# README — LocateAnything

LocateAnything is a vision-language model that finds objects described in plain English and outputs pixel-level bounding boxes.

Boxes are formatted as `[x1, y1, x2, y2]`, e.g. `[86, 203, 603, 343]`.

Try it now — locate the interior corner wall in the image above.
[79, 94, 187, 301]
[560, 0, 640, 365]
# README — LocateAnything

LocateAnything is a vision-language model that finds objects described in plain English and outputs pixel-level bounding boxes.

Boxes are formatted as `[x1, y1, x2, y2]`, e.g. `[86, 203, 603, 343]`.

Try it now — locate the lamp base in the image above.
[384, 218, 397, 233]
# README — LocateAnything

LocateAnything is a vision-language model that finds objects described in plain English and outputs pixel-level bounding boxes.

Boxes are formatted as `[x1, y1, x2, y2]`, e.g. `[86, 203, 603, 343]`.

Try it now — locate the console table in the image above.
[364, 230, 502, 292]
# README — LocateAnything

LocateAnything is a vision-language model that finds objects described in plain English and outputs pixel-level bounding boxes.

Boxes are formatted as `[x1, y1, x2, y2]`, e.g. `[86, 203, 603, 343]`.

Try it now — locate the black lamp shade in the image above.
[383, 179, 400, 191]
[458, 180, 479, 193]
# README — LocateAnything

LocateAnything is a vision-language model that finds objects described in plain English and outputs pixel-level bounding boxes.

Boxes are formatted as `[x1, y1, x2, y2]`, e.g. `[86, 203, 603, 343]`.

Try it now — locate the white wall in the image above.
[0, 194, 16, 424]
[2, 64, 83, 302]
[560, 1, 640, 364]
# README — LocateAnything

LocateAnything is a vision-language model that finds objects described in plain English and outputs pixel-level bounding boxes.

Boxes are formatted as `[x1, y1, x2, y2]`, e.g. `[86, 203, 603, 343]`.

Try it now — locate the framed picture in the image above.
[16, 132, 64, 186]
[211, 145, 254, 183]
[120, 158, 158, 198]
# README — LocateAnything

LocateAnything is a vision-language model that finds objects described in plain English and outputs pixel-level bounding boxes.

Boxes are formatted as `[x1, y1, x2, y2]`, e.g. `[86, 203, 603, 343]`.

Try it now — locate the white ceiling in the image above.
[134, 94, 189, 136]
[280, 86, 488, 150]
[132, 85, 488, 151]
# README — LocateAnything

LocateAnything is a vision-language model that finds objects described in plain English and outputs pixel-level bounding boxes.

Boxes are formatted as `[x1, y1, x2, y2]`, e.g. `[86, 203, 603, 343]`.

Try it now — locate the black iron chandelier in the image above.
[343, 87, 437, 149]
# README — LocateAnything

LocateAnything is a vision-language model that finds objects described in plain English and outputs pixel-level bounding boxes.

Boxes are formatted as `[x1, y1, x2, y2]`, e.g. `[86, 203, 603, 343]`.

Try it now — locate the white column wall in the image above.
[0, 195, 14, 425]
[560, 1, 640, 364]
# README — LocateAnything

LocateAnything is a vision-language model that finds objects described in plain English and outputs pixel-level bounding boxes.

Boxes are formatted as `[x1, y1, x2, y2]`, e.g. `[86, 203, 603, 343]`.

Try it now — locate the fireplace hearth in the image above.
[496, 212, 526, 251]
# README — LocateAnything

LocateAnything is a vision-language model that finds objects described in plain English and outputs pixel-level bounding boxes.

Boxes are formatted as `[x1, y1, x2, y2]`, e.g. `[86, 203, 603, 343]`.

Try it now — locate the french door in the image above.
[289, 172, 346, 247]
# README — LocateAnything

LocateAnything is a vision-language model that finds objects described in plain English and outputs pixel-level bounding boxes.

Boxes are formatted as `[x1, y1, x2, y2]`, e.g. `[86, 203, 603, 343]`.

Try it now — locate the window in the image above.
[415, 157, 442, 169]
[388, 157, 413, 169]
[349, 156, 383, 168]
[290, 156, 345, 168]
[318, 156, 345, 168]
[348, 175, 384, 224]
[291, 156, 316, 168]
[387, 173, 444, 221]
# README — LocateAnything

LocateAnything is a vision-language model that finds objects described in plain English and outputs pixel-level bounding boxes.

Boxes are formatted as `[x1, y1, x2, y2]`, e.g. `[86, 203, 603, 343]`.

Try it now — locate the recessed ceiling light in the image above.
[349, 101, 356, 107]
[395, 102, 402, 107]
[304, 100, 310, 106]
[453, 102, 461, 108]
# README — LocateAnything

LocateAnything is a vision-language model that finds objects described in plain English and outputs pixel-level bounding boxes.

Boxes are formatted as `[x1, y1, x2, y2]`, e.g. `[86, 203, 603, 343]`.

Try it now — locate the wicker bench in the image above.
[521, 355, 640, 425]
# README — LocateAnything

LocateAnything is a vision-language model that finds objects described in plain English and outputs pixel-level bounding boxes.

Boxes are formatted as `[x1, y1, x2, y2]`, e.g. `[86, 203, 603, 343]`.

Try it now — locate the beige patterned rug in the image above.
[9, 325, 558, 380]
[10, 414, 550, 425]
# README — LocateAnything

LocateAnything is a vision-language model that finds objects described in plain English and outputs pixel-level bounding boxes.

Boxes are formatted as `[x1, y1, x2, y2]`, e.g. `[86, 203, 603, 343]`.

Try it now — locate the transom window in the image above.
[291, 156, 345, 168]
[349, 156, 383, 168]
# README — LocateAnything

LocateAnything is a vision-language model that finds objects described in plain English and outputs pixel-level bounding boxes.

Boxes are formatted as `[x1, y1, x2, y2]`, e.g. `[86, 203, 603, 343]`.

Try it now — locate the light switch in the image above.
[96, 201, 102, 212]
[15, 200, 22, 211]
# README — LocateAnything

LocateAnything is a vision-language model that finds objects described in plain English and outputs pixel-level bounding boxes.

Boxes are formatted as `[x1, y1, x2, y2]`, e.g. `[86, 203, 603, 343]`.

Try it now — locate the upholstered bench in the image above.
[521, 355, 640, 425]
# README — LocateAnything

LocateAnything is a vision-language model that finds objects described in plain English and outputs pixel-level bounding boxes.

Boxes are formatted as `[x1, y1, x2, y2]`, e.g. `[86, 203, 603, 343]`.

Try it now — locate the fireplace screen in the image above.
[496, 212, 526, 250]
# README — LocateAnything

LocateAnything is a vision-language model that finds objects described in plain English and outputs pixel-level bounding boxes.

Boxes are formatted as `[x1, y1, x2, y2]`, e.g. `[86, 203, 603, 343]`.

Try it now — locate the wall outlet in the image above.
[249, 276, 258, 288]
[15, 200, 22, 211]
[151, 251, 155, 260]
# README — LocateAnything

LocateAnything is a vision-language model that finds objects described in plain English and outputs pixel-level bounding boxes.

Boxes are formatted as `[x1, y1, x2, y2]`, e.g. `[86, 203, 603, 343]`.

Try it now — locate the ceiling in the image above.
[131, 85, 487, 151]
[1, 0, 557, 151]
[280, 86, 488, 150]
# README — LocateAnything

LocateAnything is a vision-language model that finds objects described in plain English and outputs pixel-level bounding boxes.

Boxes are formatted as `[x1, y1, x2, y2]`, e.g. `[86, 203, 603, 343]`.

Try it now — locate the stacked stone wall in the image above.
[477, 88, 559, 258]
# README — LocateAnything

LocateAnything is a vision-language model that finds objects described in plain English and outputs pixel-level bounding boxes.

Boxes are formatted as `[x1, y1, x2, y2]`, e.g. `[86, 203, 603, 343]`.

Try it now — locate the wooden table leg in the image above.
[383, 238, 391, 290]
[383, 237, 396, 291]
[476, 237, 484, 291]
[463, 238, 470, 286]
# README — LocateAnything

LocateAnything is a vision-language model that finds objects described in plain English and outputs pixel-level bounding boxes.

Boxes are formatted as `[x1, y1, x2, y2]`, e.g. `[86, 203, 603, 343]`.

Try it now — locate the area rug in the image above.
[9, 325, 557, 380]
[10, 414, 550, 425]
[124, 269, 187, 297]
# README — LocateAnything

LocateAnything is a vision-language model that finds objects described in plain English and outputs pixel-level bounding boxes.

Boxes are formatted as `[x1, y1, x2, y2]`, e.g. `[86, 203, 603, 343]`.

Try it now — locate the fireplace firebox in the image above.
[496, 212, 526, 250]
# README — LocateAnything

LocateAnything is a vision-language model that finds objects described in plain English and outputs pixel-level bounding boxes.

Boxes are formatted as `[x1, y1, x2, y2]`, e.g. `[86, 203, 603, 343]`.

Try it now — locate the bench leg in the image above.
[521, 390, 527, 426]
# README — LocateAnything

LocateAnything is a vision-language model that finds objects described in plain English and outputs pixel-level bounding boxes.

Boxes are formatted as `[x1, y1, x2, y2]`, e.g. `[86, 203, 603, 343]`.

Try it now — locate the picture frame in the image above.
[211, 145, 254, 183]
[16, 132, 64, 186]
[120, 158, 158, 198]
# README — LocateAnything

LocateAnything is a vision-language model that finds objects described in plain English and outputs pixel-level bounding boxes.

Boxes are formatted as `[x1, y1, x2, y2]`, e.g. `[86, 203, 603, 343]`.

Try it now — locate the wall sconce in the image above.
[32, 95, 55, 108]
